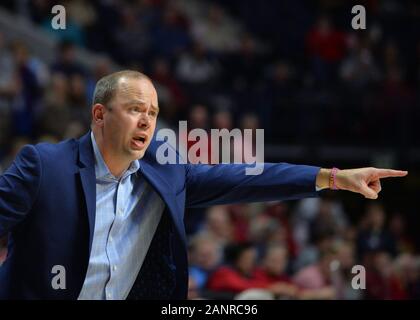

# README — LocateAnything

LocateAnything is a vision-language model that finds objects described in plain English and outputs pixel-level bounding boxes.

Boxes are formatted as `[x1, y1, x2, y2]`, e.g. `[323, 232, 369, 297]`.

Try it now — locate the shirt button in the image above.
[107, 293, 112, 299]
[113, 265, 117, 271]
[109, 236, 113, 242]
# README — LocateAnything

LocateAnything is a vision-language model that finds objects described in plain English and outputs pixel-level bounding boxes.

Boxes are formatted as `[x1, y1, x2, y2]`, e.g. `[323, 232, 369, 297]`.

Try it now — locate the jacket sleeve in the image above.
[185, 162, 321, 208]
[0, 145, 41, 237]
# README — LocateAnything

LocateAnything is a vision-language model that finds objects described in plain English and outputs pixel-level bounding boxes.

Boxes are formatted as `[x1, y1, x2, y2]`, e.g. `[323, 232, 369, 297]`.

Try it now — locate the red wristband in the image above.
[330, 167, 340, 190]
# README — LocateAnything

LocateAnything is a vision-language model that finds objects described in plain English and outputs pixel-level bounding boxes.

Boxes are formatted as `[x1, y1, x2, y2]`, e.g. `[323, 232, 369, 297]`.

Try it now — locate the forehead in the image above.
[115, 77, 158, 104]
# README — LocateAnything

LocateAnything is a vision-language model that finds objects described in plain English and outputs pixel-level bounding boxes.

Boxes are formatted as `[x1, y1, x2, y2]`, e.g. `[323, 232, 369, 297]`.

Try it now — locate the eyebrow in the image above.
[123, 99, 159, 112]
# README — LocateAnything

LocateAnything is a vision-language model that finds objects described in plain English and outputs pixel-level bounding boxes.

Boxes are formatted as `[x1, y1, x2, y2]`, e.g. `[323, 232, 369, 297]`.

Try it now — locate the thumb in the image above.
[359, 182, 378, 199]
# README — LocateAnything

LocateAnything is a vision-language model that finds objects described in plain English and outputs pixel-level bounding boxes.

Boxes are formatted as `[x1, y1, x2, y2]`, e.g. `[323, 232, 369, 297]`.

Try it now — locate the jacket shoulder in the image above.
[33, 138, 78, 164]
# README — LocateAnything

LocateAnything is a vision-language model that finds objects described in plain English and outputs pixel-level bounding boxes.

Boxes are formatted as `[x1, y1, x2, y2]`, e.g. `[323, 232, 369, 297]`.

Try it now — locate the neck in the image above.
[92, 129, 130, 178]
[102, 153, 130, 178]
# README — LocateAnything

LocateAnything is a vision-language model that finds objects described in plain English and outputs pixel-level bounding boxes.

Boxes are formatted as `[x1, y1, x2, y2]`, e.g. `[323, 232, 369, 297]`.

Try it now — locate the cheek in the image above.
[118, 118, 137, 135]
[150, 119, 157, 130]
[123, 116, 138, 128]
[107, 114, 126, 129]
[149, 121, 157, 135]
[110, 123, 133, 144]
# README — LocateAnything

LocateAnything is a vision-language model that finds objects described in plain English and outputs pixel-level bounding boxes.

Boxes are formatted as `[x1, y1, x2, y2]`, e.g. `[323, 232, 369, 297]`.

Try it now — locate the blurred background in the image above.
[0, 0, 419, 299]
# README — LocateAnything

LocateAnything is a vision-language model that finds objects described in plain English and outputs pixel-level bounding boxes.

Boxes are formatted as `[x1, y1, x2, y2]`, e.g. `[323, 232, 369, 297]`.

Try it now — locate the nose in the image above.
[138, 112, 150, 129]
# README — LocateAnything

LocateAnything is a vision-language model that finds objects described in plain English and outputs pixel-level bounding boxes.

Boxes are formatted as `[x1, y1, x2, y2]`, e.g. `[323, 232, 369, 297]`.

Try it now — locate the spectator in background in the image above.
[62, 120, 86, 140]
[27, 0, 51, 24]
[334, 241, 363, 300]
[382, 42, 402, 72]
[188, 234, 223, 298]
[357, 202, 397, 264]
[292, 247, 339, 299]
[262, 60, 296, 138]
[0, 33, 19, 150]
[151, 58, 187, 111]
[191, 4, 240, 53]
[189, 104, 209, 131]
[152, 6, 191, 58]
[68, 74, 90, 128]
[38, 73, 71, 139]
[66, 0, 97, 31]
[207, 242, 280, 299]
[252, 244, 299, 299]
[340, 34, 381, 91]
[0, 32, 19, 111]
[197, 205, 234, 247]
[187, 275, 200, 300]
[51, 41, 86, 78]
[254, 202, 297, 258]
[111, 5, 150, 65]
[389, 213, 416, 254]
[176, 42, 219, 104]
[306, 15, 347, 84]
[292, 195, 348, 258]
[224, 35, 263, 115]
[10, 41, 41, 137]
[0, 32, 19, 103]
[253, 243, 342, 300]
[85, 56, 113, 103]
[375, 64, 413, 144]
[365, 250, 407, 300]
[293, 230, 335, 274]
[229, 203, 266, 244]
[247, 209, 282, 247]
[212, 109, 233, 131]
[394, 253, 420, 299]
[309, 198, 341, 240]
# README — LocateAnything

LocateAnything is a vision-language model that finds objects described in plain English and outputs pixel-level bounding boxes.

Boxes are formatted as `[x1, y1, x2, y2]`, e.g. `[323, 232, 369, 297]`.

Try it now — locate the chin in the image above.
[137, 152, 146, 160]
[134, 150, 146, 160]
[125, 150, 143, 161]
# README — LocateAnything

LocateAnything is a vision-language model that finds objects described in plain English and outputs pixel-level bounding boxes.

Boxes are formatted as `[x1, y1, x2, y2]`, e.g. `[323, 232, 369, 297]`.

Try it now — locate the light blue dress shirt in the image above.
[78, 133, 165, 300]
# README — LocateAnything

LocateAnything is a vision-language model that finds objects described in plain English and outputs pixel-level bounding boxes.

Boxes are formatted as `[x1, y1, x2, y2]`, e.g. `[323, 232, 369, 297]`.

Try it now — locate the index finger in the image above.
[376, 169, 408, 178]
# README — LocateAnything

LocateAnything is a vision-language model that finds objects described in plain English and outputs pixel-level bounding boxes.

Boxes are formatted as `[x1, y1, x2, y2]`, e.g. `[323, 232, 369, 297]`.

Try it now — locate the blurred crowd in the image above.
[186, 196, 420, 300]
[0, 0, 419, 299]
[0, 0, 419, 151]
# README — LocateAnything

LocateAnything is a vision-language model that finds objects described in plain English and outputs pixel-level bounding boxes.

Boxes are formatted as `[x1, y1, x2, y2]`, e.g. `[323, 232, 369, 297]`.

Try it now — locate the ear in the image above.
[92, 104, 106, 126]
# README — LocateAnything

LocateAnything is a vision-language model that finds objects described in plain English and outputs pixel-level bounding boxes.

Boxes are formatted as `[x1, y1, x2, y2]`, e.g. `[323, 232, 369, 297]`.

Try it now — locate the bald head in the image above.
[92, 70, 152, 107]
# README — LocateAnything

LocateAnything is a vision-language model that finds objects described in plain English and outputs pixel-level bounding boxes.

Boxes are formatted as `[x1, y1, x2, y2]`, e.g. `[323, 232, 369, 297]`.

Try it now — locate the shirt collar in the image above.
[90, 132, 140, 180]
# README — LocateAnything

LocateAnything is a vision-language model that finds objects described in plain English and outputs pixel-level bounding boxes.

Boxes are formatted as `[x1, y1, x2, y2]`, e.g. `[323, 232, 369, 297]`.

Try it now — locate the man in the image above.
[0, 70, 407, 299]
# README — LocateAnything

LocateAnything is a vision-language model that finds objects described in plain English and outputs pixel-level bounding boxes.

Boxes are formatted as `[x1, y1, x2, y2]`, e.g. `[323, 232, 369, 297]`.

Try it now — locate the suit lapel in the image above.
[77, 132, 96, 255]
[138, 160, 186, 244]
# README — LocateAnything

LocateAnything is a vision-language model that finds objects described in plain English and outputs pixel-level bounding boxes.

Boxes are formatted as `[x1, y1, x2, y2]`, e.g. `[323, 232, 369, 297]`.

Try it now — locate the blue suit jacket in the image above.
[0, 132, 320, 299]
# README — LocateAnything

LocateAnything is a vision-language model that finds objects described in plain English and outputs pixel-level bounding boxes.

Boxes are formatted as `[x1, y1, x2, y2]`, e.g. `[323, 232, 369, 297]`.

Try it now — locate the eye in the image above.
[149, 111, 157, 117]
[130, 107, 140, 113]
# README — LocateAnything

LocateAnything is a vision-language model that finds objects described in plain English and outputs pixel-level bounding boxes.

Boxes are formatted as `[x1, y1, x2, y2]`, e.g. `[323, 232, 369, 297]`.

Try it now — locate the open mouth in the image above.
[132, 134, 148, 149]
[133, 136, 146, 143]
